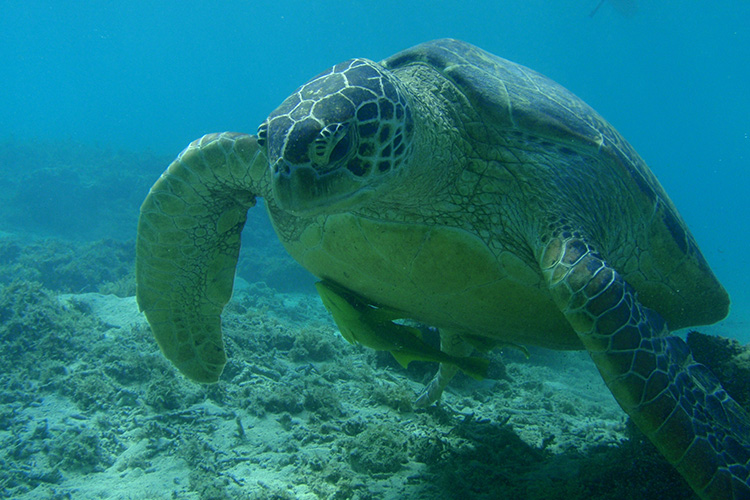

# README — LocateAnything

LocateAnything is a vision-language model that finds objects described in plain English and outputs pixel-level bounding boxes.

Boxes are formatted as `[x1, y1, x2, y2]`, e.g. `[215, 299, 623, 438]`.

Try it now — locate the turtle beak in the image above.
[271, 157, 371, 217]
[272, 159, 319, 213]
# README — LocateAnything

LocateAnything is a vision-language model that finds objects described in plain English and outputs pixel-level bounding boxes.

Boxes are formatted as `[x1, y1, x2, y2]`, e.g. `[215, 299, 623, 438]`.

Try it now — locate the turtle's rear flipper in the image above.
[414, 329, 474, 408]
[136, 133, 267, 383]
[541, 235, 750, 499]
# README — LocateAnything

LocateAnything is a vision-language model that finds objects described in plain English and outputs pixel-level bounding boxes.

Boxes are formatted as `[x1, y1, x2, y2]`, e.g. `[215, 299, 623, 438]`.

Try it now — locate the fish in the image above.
[314, 280, 490, 380]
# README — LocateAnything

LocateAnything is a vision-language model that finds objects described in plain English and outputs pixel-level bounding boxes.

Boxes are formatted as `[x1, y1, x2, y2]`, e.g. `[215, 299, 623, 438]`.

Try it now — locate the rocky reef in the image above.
[2, 264, 730, 498]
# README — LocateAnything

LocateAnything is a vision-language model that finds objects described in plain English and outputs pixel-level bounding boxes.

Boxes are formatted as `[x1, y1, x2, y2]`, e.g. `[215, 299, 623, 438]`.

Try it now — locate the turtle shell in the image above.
[375, 39, 730, 329]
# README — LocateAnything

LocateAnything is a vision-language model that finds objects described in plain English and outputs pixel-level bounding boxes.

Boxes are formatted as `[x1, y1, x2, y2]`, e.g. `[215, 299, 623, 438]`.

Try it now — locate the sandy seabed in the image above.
[0, 274, 703, 500]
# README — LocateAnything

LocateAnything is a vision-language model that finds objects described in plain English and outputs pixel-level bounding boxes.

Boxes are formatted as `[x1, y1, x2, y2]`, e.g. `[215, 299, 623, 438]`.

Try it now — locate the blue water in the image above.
[2, 2, 750, 498]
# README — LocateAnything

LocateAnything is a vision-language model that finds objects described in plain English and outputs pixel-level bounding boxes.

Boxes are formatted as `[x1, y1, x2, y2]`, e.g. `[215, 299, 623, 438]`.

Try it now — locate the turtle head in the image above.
[258, 58, 414, 216]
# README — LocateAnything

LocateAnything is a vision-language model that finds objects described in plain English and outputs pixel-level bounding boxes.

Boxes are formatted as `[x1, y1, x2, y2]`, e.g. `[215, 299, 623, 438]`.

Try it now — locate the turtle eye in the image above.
[328, 128, 352, 164]
[310, 122, 351, 168]
[257, 121, 268, 148]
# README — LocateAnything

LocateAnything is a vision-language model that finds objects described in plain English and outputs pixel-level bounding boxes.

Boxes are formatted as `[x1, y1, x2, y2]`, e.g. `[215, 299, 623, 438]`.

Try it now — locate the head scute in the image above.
[261, 57, 415, 213]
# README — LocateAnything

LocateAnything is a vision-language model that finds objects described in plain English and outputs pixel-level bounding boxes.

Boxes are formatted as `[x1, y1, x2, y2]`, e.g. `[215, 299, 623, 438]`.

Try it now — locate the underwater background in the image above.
[1, 1, 749, 499]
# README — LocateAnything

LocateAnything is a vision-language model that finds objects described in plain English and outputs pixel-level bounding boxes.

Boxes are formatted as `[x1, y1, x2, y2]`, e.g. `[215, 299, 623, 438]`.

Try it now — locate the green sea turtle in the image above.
[135, 39, 750, 498]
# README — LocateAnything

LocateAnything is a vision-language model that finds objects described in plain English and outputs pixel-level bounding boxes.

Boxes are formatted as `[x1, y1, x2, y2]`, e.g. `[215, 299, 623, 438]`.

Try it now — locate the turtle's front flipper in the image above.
[541, 235, 750, 500]
[136, 133, 268, 383]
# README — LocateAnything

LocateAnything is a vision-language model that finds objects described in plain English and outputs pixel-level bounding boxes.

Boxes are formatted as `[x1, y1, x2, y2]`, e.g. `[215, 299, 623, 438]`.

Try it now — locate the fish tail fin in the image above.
[391, 351, 418, 369]
[458, 356, 490, 381]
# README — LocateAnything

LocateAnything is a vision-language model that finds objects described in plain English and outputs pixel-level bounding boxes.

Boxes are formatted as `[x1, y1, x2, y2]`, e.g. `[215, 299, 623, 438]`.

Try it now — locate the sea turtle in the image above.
[135, 39, 750, 498]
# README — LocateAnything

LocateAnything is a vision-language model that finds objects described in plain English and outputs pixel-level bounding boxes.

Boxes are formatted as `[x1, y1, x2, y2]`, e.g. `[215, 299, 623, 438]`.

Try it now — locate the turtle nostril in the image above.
[271, 159, 291, 177]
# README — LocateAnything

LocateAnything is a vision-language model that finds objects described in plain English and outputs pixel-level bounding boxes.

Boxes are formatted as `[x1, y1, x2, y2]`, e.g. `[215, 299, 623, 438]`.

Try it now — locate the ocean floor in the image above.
[1, 132, 748, 500]
[0, 254, 710, 499]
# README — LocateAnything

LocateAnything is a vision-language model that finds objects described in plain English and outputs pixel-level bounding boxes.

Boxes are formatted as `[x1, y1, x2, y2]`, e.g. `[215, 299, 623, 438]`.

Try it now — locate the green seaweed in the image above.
[687, 330, 750, 408]
[0, 228, 741, 500]
[290, 327, 340, 362]
[0, 236, 135, 296]
[347, 424, 408, 474]
[303, 382, 344, 420]
[48, 425, 114, 473]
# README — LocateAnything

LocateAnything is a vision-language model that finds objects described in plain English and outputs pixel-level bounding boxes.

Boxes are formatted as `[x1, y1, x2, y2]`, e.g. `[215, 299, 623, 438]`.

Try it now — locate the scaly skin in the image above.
[541, 235, 750, 499]
[136, 133, 267, 382]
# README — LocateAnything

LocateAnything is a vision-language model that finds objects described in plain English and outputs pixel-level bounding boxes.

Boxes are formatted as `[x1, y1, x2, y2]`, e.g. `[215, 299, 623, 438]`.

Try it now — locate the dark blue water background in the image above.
[1, 0, 748, 339]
